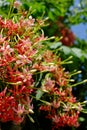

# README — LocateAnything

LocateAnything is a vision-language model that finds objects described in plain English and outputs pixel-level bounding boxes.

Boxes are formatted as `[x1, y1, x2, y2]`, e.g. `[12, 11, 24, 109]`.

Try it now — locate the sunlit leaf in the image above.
[61, 46, 71, 55]
[49, 42, 62, 49]
[71, 48, 83, 58]
[36, 89, 44, 100]
[79, 117, 85, 122]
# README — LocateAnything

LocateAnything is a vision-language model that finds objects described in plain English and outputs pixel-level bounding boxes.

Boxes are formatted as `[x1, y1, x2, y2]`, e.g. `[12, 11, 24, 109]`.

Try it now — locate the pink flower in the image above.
[14, 1, 21, 8]
[52, 100, 60, 108]
[42, 78, 55, 92]
[13, 104, 25, 116]
[52, 115, 60, 124]
[23, 97, 34, 114]
[0, 35, 6, 44]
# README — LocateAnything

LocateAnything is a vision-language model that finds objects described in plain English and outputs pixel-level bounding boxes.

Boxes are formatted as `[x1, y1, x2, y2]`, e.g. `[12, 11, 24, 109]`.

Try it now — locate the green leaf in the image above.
[48, 11, 55, 21]
[79, 117, 85, 122]
[27, 115, 35, 123]
[81, 109, 87, 114]
[49, 42, 62, 49]
[83, 52, 87, 59]
[6, 0, 15, 3]
[6, 0, 14, 2]
[61, 46, 71, 55]
[36, 89, 44, 100]
[71, 48, 83, 58]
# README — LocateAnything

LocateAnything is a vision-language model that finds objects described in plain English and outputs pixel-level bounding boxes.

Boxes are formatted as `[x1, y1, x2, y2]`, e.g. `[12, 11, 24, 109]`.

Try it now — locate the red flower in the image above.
[60, 27, 75, 46]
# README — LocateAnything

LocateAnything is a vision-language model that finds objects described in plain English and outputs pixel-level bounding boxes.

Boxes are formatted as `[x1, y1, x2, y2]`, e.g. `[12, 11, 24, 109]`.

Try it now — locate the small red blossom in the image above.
[39, 105, 51, 111]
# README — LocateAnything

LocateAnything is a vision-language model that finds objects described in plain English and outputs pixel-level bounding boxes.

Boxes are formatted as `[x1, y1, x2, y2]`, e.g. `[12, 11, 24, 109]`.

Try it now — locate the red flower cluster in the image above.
[39, 62, 81, 129]
[60, 27, 75, 46]
[0, 15, 40, 124]
[0, 12, 82, 130]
